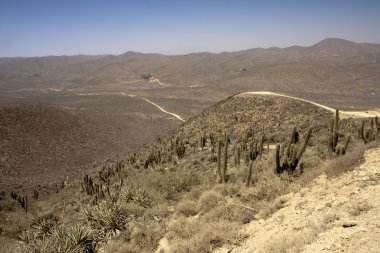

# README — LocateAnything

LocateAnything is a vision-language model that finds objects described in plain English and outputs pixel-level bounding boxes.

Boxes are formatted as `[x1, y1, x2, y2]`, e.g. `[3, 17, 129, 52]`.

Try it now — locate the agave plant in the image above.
[82, 201, 127, 238]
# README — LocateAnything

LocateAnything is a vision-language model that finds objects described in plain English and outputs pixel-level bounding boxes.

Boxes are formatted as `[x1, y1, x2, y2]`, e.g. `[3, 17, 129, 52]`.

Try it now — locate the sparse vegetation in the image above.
[1, 93, 379, 252]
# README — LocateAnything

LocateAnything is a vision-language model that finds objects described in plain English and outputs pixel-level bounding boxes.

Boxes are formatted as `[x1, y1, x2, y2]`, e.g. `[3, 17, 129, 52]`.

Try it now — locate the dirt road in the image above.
[126, 94, 185, 122]
[239, 91, 380, 118]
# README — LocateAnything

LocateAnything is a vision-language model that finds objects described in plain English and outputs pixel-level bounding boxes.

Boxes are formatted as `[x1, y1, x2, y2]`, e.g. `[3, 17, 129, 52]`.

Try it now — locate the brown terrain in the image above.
[0, 96, 180, 192]
[0, 38, 379, 252]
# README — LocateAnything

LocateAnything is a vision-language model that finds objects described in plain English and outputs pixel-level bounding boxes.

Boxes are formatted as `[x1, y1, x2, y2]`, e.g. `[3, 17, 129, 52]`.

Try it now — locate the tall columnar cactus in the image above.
[360, 117, 380, 143]
[258, 134, 265, 157]
[234, 145, 241, 167]
[216, 139, 222, 183]
[83, 174, 98, 195]
[200, 134, 206, 150]
[245, 161, 253, 187]
[209, 133, 216, 153]
[175, 139, 186, 159]
[275, 127, 313, 174]
[328, 109, 351, 155]
[222, 133, 229, 183]
[248, 141, 258, 161]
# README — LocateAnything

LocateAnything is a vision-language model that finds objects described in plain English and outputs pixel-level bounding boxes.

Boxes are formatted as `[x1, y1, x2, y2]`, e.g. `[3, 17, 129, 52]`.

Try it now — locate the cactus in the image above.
[234, 145, 241, 167]
[248, 141, 258, 161]
[11, 191, 28, 213]
[360, 117, 379, 143]
[328, 109, 351, 155]
[200, 135, 206, 150]
[216, 139, 222, 183]
[245, 161, 253, 187]
[209, 133, 216, 153]
[83, 174, 95, 195]
[222, 133, 229, 183]
[275, 127, 313, 174]
[175, 139, 186, 159]
[258, 134, 265, 157]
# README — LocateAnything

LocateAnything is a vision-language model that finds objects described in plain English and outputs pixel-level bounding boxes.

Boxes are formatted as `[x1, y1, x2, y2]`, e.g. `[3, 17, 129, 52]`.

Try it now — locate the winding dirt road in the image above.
[126, 94, 185, 122]
[239, 91, 380, 118]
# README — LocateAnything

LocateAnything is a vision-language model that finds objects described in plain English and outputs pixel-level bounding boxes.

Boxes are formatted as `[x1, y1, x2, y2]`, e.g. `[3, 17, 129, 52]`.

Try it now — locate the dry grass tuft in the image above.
[167, 217, 241, 253]
[347, 199, 373, 216]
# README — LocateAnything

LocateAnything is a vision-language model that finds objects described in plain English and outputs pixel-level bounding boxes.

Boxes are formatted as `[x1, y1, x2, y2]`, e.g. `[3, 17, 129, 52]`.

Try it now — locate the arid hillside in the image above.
[1, 93, 378, 253]
[0, 97, 180, 192]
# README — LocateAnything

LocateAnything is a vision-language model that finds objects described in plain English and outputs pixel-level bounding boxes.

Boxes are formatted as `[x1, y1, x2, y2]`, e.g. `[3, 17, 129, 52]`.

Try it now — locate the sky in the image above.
[0, 0, 380, 57]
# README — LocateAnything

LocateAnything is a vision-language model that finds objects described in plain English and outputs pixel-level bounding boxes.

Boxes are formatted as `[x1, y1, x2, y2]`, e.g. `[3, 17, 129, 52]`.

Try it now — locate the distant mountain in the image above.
[310, 38, 380, 55]
[0, 38, 379, 109]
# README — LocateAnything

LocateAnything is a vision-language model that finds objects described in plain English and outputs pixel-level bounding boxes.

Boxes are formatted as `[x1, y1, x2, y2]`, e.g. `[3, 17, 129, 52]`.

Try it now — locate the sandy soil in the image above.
[225, 145, 380, 253]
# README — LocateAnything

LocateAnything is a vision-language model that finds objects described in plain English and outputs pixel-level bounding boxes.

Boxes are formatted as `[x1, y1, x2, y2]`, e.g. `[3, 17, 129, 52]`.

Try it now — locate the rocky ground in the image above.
[225, 146, 380, 253]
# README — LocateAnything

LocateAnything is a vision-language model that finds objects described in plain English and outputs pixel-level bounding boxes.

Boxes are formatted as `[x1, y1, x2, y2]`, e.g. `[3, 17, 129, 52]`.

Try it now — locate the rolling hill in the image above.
[1, 38, 380, 111]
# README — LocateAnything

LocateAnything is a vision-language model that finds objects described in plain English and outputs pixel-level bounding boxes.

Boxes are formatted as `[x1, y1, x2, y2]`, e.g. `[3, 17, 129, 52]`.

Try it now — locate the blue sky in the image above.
[1, 0, 379, 57]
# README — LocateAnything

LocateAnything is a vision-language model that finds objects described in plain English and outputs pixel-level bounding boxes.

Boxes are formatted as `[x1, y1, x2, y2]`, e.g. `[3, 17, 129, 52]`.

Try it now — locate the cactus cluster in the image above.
[328, 109, 351, 155]
[144, 149, 162, 168]
[245, 134, 265, 163]
[99, 164, 120, 182]
[275, 127, 312, 174]
[11, 191, 28, 213]
[360, 116, 380, 143]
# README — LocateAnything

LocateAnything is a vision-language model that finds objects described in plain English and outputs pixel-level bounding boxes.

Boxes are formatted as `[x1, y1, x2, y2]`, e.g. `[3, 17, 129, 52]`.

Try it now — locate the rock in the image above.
[342, 221, 358, 227]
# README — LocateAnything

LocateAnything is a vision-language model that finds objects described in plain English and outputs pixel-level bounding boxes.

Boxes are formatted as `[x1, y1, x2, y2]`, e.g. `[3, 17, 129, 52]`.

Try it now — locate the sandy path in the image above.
[239, 91, 380, 118]
[126, 94, 185, 122]
[226, 145, 380, 253]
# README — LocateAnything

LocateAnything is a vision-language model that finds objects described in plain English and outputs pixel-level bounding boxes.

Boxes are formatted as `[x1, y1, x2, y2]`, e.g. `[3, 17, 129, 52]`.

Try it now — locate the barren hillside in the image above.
[228, 146, 380, 253]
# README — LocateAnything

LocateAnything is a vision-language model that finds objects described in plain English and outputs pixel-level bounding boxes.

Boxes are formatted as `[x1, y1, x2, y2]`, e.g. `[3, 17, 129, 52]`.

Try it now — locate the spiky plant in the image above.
[82, 201, 127, 238]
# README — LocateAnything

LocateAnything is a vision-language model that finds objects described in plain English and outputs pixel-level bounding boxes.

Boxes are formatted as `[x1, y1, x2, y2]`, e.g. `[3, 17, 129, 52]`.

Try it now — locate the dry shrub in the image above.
[148, 170, 202, 201]
[261, 195, 289, 218]
[347, 199, 373, 216]
[240, 174, 289, 203]
[307, 210, 339, 232]
[203, 202, 255, 224]
[167, 217, 241, 253]
[264, 228, 315, 253]
[129, 223, 165, 253]
[298, 142, 373, 186]
[197, 191, 223, 214]
[175, 199, 198, 217]
[104, 222, 165, 253]
[213, 183, 241, 197]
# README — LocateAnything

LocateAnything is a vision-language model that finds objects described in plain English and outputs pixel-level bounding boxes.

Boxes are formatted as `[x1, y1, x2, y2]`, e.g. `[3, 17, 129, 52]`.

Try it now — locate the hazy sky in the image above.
[1, 0, 380, 57]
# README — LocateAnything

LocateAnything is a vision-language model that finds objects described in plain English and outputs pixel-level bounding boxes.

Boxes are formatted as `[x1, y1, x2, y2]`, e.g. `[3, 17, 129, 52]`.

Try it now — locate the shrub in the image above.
[16, 225, 96, 253]
[197, 191, 223, 214]
[175, 199, 198, 217]
[82, 201, 127, 238]
[167, 218, 241, 253]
